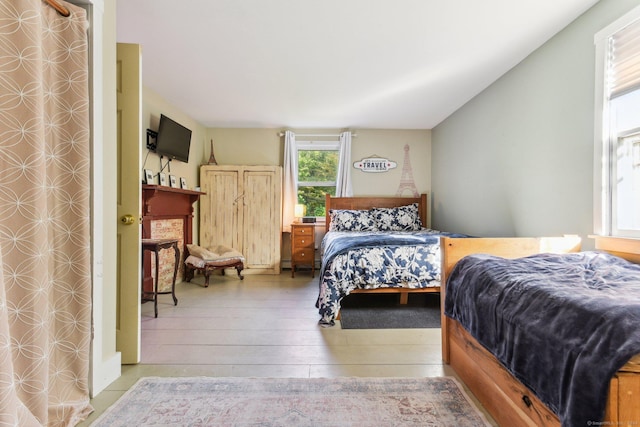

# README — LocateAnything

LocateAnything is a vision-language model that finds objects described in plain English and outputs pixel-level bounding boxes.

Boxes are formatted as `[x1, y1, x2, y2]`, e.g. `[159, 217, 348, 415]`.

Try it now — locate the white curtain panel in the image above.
[0, 1, 92, 425]
[336, 131, 353, 197]
[282, 131, 298, 232]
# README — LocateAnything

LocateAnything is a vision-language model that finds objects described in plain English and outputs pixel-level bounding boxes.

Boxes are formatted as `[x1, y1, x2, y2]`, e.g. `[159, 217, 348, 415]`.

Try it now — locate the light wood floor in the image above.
[78, 270, 497, 426]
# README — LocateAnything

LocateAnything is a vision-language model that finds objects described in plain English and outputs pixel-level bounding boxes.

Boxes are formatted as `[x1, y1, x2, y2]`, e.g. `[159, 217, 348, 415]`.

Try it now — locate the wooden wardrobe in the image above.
[200, 165, 282, 274]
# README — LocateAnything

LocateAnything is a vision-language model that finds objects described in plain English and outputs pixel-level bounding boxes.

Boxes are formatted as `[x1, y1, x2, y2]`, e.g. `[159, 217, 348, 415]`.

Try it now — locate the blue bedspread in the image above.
[444, 251, 640, 427]
[316, 229, 465, 326]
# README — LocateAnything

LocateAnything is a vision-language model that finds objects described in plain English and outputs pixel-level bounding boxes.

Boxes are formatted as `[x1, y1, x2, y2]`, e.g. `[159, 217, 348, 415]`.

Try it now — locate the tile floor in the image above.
[78, 270, 497, 426]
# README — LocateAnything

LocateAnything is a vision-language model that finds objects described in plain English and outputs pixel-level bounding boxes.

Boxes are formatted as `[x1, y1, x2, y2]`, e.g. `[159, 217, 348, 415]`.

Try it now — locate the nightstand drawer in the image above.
[292, 225, 314, 237]
[293, 235, 313, 249]
[292, 248, 314, 261]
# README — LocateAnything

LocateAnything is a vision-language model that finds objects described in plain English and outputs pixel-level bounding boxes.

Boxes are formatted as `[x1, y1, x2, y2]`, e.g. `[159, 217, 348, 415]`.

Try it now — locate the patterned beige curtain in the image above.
[0, 1, 92, 426]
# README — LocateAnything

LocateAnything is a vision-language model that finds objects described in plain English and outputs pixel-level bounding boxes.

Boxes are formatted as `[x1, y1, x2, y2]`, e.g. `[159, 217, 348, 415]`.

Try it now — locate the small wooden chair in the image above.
[184, 244, 244, 287]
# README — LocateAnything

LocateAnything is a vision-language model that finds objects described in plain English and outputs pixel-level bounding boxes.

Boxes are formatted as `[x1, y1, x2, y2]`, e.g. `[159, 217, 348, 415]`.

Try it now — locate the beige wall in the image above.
[208, 128, 282, 166]
[207, 128, 432, 199]
[351, 129, 431, 198]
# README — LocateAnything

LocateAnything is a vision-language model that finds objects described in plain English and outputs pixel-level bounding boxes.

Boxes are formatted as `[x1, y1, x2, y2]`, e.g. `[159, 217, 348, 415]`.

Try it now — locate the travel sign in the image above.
[353, 157, 398, 173]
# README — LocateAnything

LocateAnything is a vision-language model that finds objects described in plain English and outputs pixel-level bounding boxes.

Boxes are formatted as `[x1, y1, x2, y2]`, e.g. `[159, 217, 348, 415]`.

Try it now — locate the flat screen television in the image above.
[154, 114, 192, 163]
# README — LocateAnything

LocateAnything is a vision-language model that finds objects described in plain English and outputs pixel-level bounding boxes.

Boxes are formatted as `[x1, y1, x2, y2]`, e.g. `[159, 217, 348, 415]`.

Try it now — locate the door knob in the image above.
[121, 214, 136, 225]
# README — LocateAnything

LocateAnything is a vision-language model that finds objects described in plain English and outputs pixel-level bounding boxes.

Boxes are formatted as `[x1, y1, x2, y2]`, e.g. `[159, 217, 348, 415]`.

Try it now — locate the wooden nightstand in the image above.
[291, 223, 315, 277]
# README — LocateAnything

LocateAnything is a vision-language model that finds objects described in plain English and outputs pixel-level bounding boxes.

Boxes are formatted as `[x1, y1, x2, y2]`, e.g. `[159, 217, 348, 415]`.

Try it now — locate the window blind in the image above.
[609, 19, 640, 99]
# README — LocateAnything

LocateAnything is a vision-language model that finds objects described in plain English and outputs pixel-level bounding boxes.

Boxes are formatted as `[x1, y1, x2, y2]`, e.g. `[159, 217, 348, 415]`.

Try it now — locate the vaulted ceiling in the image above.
[116, 0, 599, 129]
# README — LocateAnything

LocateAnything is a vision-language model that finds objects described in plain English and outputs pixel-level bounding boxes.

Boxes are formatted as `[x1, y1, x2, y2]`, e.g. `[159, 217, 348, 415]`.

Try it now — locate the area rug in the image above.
[340, 293, 441, 329]
[90, 376, 491, 427]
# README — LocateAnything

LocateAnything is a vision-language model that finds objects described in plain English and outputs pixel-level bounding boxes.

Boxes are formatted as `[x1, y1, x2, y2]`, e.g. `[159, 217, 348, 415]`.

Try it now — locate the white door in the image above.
[116, 43, 142, 364]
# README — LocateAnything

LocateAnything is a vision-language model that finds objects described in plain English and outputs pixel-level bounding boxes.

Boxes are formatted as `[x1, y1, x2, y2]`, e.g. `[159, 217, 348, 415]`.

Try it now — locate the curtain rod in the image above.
[44, 0, 71, 17]
[277, 132, 357, 137]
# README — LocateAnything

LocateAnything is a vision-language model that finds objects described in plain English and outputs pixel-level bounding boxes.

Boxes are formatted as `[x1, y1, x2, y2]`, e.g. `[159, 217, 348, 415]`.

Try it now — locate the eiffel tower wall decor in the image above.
[207, 139, 218, 165]
[396, 144, 419, 197]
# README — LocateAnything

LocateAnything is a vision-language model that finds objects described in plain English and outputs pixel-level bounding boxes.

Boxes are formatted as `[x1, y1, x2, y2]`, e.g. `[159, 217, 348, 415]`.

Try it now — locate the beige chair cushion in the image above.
[186, 244, 218, 260]
[186, 244, 244, 267]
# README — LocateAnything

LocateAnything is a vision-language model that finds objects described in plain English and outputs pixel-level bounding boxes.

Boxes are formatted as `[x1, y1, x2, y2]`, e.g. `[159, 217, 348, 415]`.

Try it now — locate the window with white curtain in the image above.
[595, 7, 640, 237]
[296, 140, 340, 217]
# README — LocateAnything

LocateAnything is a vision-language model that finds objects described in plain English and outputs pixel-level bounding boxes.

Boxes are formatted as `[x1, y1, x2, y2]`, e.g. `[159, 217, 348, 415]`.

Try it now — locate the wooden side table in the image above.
[141, 238, 180, 317]
[291, 223, 315, 277]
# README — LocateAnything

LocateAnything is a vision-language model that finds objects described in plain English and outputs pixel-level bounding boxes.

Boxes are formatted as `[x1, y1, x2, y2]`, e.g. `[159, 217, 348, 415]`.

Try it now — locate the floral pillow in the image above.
[329, 209, 378, 232]
[371, 203, 422, 231]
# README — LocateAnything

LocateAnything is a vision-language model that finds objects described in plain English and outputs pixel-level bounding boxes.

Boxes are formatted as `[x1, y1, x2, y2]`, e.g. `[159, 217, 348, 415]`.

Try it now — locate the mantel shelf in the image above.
[142, 184, 205, 197]
[142, 184, 205, 218]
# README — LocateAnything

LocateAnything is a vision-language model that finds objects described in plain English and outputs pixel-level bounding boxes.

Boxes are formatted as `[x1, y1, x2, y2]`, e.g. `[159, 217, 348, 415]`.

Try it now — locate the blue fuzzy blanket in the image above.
[444, 251, 640, 427]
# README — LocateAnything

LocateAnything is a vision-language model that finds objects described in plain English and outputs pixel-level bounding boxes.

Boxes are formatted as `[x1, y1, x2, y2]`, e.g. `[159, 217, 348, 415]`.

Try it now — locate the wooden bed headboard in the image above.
[324, 193, 428, 232]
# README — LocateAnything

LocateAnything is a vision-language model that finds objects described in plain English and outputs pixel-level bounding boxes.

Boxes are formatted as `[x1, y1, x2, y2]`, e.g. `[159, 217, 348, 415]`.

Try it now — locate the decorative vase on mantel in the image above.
[208, 139, 218, 165]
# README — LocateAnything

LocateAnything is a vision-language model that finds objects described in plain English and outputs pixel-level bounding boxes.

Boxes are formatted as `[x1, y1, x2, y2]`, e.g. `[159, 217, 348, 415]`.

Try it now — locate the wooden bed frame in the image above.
[440, 235, 640, 427]
[324, 193, 435, 305]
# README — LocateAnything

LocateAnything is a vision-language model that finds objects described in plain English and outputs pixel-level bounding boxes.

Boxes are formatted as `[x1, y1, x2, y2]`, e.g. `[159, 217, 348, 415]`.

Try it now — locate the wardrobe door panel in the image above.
[243, 169, 281, 271]
[200, 168, 239, 250]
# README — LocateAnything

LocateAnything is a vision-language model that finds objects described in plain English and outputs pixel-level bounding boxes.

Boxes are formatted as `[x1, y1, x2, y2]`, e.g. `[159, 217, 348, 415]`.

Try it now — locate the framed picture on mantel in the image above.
[159, 173, 167, 186]
[144, 169, 154, 184]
